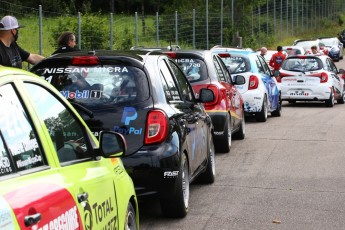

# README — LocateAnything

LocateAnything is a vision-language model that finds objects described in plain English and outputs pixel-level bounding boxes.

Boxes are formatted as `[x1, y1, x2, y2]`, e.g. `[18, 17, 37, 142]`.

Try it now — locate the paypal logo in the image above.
[121, 107, 137, 125]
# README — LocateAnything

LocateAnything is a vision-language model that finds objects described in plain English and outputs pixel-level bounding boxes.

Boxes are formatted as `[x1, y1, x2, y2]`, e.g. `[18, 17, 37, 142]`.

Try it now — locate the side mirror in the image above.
[99, 131, 127, 157]
[233, 75, 246, 85]
[198, 88, 214, 103]
[338, 68, 344, 74]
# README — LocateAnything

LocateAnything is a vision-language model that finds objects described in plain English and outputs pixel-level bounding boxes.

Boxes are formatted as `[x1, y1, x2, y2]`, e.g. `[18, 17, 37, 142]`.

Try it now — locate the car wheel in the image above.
[124, 202, 137, 230]
[271, 93, 282, 117]
[233, 108, 245, 140]
[325, 90, 334, 107]
[215, 113, 231, 153]
[160, 153, 189, 218]
[337, 92, 345, 104]
[255, 95, 268, 122]
[197, 134, 215, 184]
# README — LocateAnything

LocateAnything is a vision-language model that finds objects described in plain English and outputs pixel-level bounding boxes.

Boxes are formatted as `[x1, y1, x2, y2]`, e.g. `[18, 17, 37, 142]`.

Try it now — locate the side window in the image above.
[213, 56, 226, 82]
[327, 59, 337, 73]
[160, 60, 182, 101]
[0, 84, 46, 177]
[258, 55, 271, 75]
[23, 83, 91, 163]
[168, 60, 194, 102]
[255, 57, 265, 74]
[216, 56, 232, 83]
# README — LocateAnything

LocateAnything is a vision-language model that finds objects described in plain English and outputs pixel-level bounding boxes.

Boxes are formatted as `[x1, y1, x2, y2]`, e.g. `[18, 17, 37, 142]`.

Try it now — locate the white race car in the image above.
[277, 54, 345, 107]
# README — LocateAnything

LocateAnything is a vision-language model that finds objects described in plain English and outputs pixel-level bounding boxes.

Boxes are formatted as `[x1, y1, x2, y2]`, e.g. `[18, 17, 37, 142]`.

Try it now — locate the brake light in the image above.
[248, 75, 259, 90]
[217, 53, 231, 58]
[204, 85, 219, 106]
[320, 72, 328, 83]
[276, 72, 292, 83]
[164, 52, 177, 59]
[72, 56, 100, 65]
[144, 110, 168, 144]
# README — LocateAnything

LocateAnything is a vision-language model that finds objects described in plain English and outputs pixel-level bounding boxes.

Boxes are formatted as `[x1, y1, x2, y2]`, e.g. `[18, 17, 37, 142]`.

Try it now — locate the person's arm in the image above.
[26, 53, 45, 65]
[269, 55, 275, 68]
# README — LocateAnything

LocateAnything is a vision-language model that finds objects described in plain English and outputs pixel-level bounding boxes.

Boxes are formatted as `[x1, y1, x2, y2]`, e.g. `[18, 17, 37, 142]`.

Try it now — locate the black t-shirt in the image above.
[52, 46, 80, 55]
[0, 41, 30, 68]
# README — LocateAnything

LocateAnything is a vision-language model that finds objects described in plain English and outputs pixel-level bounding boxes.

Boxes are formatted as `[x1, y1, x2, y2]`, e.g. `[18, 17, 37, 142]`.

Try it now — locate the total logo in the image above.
[114, 107, 142, 135]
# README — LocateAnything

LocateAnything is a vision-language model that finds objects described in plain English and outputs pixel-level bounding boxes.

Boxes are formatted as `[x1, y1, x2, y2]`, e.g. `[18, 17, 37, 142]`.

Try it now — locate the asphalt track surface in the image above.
[138, 58, 345, 230]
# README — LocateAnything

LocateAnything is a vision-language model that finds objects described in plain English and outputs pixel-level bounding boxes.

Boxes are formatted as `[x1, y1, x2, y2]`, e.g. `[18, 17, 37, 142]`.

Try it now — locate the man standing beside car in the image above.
[269, 45, 286, 71]
[0, 15, 44, 69]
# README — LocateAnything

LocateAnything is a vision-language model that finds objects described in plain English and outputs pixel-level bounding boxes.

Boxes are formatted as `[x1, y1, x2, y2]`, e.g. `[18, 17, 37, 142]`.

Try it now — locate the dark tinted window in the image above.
[175, 58, 208, 82]
[213, 55, 226, 82]
[34, 65, 149, 107]
[160, 60, 181, 102]
[169, 60, 194, 102]
[24, 83, 91, 163]
[0, 84, 45, 177]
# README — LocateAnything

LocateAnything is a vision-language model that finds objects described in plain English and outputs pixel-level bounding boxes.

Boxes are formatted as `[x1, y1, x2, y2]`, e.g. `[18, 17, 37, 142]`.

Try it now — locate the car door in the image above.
[257, 54, 280, 110]
[159, 58, 204, 173]
[22, 82, 120, 230]
[0, 82, 84, 229]
[325, 58, 344, 96]
[168, 59, 209, 168]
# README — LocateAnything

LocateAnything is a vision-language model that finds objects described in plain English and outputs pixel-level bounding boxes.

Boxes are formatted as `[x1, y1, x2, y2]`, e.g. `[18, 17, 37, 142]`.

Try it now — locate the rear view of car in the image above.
[278, 55, 345, 107]
[214, 49, 282, 122]
[31, 50, 216, 218]
[165, 50, 246, 153]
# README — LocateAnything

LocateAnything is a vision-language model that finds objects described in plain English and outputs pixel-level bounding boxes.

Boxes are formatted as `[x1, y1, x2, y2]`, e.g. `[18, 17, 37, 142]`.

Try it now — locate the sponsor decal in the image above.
[114, 107, 142, 135]
[43, 67, 129, 74]
[37, 206, 79, 230]
[164, 171, 179, 178]
[60, 90, 103, 99]
[0, 156, 12, 175]
[213, 131, 224, 135]
[121, 107, 137, 125]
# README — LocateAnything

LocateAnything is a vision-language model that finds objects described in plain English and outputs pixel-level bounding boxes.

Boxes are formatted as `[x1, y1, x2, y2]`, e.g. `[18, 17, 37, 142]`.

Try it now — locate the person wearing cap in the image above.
[52, 31, 80, 55]
[0, 15, 44, 68]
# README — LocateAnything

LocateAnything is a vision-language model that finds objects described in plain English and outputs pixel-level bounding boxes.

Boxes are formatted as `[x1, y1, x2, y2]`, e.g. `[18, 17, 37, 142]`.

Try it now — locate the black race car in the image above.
[30, 50, 215, 218]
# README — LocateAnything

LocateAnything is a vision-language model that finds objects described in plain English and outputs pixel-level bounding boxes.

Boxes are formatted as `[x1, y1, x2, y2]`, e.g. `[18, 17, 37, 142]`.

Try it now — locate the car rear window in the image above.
[34, 65, 149, 107]
[174, 58, 208, 82]
[281, 57, 323, 72]
[220, 55, 250, 74]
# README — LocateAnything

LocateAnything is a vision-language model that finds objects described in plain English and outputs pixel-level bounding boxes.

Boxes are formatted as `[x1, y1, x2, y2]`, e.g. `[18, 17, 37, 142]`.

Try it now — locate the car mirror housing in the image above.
[233, 75, 246, 85]
[99, 131, 127, 157]
[338, 68, 344, 74]
[198, 88, 214, 103]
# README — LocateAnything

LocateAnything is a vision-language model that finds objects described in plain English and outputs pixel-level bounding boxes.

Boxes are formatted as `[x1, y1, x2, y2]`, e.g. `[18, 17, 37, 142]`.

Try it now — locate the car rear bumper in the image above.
[241, 90, 264, 113]
[281, 85, 332, 101]
[206, 111, 228, 140]
[122, 142, 181, 200]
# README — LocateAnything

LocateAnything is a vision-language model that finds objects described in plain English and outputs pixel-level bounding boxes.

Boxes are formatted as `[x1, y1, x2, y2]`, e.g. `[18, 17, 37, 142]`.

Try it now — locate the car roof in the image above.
[0, 66, 39, 78]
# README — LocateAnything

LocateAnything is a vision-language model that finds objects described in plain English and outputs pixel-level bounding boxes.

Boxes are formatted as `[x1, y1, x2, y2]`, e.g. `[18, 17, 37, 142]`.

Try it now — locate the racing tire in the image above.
[337, 92, 345, 104]
[215, 113, 231, 153]
[160, 153, 189, 218]
[325, 90, 334, 107]
[197, 135, 216, 184]
[233, 108, 245, 140]
[271, 94, 282, 117]
[255, 96, 268, 122]
[124, 202, 138, 230]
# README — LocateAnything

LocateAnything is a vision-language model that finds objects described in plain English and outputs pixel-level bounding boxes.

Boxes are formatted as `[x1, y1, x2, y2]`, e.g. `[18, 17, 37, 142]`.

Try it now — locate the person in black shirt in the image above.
[52, 31, 80, 55]
[0, 15, 44, 68]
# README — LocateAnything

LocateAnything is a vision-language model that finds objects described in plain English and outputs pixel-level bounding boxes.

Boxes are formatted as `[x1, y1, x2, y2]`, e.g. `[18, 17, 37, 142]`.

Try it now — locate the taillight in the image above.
[248, 75, 259, 90]
[144, 110, 168, 144]
[204, 85, 219, 106]
[320, 72, 328, 83]
[277, 72, 292, 83]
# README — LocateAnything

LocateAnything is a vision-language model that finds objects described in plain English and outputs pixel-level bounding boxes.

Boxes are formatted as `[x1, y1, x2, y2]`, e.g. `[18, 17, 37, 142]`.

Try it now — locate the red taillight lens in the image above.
[72, 56, 100, 65]
[144, 110, 168, 144]
[248, 75, 259, 90]
[164, 52, 177, 59]
[320, 72, 328, 83]
[204, 85, 219, 106]
[277, 72, 292, 83]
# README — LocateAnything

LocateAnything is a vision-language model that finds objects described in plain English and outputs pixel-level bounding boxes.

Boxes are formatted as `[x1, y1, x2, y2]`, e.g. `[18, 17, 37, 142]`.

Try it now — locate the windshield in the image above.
[281, 57, 323, 72]
[319, 38, 338, 46]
